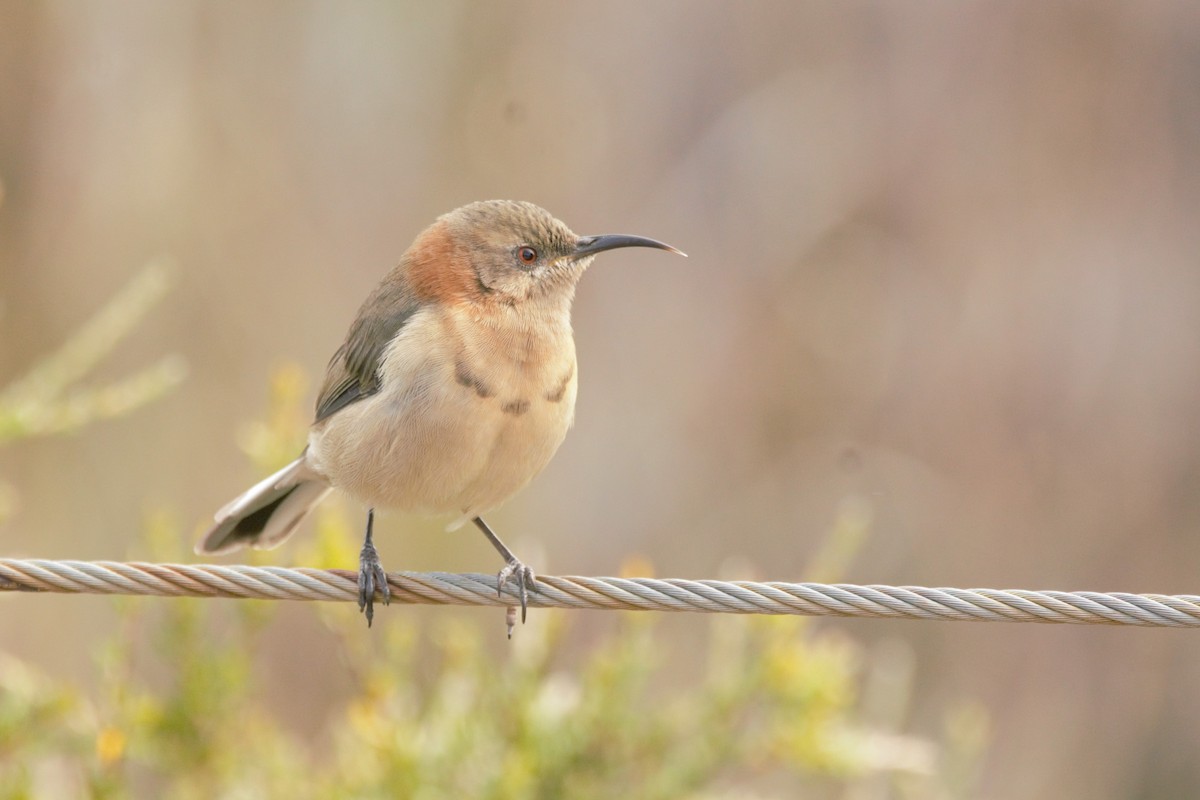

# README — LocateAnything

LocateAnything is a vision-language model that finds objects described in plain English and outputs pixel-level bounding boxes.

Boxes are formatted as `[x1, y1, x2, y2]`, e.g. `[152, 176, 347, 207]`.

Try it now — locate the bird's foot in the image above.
[497, 557, 538, 624]
[357, 537, 391, 627]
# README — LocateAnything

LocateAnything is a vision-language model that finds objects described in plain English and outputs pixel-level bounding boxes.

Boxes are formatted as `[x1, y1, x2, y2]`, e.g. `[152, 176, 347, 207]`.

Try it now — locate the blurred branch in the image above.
[0, 260, 187, 446]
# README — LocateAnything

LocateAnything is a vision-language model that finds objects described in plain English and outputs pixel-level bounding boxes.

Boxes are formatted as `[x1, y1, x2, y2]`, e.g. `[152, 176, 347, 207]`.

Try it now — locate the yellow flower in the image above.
[96, 726, 127, 765]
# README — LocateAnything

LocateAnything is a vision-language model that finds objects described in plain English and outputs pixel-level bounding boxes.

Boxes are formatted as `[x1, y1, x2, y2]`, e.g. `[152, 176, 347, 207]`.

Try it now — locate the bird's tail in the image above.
[196, 456, 332, 555]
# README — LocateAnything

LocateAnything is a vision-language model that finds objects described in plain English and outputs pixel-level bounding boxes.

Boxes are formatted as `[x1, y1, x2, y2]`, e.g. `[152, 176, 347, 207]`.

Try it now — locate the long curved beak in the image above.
[573, 234, 687, 259]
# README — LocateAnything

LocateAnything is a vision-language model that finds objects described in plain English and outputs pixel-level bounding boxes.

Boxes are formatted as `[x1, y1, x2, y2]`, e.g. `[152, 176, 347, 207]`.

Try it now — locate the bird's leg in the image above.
[472, 516, 538, 623]
[357, 508, 390, 626]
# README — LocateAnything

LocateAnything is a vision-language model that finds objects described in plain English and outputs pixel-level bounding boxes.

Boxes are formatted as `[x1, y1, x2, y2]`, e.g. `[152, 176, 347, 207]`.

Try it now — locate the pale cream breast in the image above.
[306, 301, 578, 520]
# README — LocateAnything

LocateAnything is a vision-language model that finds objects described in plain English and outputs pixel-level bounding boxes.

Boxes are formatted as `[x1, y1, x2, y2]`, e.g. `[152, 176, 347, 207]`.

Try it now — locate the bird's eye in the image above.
[518, 246, 538, 264]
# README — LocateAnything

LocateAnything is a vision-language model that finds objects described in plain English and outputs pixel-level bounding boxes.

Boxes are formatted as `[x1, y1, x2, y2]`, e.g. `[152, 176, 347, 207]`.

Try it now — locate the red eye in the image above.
[518, 246, 537, 264]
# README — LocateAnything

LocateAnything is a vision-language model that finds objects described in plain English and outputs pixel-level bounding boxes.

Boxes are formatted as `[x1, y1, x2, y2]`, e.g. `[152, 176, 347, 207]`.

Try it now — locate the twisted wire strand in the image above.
[1, 559, 1198, 627]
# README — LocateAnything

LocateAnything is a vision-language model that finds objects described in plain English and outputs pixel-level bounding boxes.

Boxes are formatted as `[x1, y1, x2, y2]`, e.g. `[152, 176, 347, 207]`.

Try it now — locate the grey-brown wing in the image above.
[314, 278, 421, 423]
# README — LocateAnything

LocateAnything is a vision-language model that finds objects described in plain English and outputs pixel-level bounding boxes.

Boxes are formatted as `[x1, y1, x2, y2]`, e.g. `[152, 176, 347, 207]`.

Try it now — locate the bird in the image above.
[196, 200, 684, 627]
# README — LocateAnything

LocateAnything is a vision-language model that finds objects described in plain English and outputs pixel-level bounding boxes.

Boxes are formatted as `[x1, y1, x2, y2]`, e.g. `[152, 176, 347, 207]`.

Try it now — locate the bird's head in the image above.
[407, 200, 684, 307]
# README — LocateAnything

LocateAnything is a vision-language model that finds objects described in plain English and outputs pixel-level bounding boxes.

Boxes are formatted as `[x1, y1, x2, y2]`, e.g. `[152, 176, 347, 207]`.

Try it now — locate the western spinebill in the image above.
[196, 200, 684, 628]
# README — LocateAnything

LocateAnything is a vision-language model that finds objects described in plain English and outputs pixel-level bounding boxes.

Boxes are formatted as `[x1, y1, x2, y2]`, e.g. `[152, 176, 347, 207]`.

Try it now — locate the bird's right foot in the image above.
[357, 509, 390, 627]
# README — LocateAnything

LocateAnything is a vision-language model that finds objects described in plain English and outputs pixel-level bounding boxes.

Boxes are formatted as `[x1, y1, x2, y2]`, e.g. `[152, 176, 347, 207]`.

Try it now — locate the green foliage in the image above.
[1, 585, 985, 799]
[0, 348, 988, 797]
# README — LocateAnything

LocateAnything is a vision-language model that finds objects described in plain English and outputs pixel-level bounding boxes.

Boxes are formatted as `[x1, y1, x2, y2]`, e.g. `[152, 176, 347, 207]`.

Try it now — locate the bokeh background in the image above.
[3, 2, 1200, 796]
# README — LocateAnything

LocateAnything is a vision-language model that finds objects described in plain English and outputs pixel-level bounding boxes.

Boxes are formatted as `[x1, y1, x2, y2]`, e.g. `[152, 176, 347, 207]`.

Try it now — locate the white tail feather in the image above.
[197, 456, 331, 555]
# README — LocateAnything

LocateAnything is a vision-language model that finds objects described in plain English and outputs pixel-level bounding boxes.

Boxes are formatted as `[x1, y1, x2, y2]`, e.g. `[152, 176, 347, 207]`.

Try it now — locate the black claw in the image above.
[358, 562, 374, 626]
[519, 584, 527, 623]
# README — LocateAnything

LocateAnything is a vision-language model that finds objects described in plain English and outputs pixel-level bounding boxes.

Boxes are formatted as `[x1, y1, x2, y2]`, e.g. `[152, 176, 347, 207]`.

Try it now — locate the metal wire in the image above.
[1, 559, 1197, 627]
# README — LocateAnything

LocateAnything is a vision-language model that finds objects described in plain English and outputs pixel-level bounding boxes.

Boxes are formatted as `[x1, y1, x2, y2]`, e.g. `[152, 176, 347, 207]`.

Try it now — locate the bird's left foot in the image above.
[357, 519, 390, 627]
[497, 557, 538, 624]
[471, 516, 539, 631]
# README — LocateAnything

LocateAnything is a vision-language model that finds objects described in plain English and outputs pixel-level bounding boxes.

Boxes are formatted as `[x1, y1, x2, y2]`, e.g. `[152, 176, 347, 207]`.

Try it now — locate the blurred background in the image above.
[3, 1, 1200, 796]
